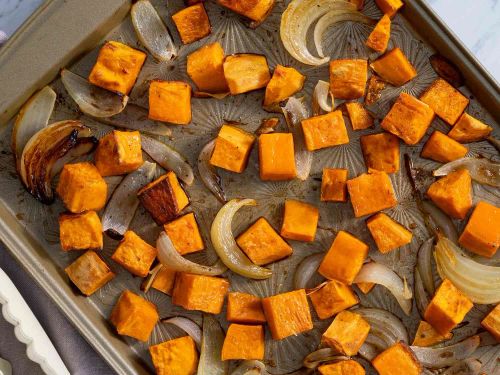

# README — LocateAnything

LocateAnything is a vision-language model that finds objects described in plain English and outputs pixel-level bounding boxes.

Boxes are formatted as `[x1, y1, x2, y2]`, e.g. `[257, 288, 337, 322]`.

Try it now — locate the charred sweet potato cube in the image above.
[236, 217, 292, 265]
[65, 251, 114, 296]
[263, 65, 305, 107]
[302, 110, 349, 151]
[221, 324, 265, 360]
[412, 320, 453, 347]
[372, 342, 421, 375]
[481, 304, 500, 342]
[421, 131, 468, 163]
[138, 172, 189, 225]
[111, 231, 157, 277]
[210, 125, 256, 173]
[259, 133, 296, 180]
[366, 14, 391, 53]
[426, 169, 472, 220]
[171, 273, 229, 314]
[281, 200, 319, 242]
[329, 59, 368, 99]
[164, 213, 204, 255]
[356, 282, 375, 294]
[366, 213, 412, 253]
[59, 211, 103, 251]
[88, 41, 146, 95]
[262, 289, 313, 340]
[110, 290, 159, 342]
[375, 0, 403, 17]
[448, 113, 493, 142]
[424, 279, 473, 335]
[318, 231, 369, 285]
[149, 336, 198, 375]
[345, 102, 373, 130]
[318, 360, 365, 375]
[56, 162, 107, 213]
[149, 80, 192, 125]
[223, 54, 271, 95]
[360, 132, 400, 173]
[151, 266, 177, 295]
[94, 130, 143, 176]
[309, 280, 359, 319]
[217, 0, 275, 23]
[346, 171, 397, 218]
[365, 74, 386, 105]
[172, 3, 211, 44]
[420, 78, 469, 125]
[381, 92, 434, 145]
[227, 292, 266, 324]
[322, 310, 370, 356]
[370, 48, 417, 87]
[187, 42, 228, 93]
[459, 201, 500, 258]
[321, 168, 348, 202]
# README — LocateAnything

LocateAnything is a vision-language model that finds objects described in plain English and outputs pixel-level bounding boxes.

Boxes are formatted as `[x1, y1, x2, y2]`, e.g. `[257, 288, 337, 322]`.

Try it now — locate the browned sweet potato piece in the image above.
[217, 0, 275, 23]
[365, 75, 386, 105]
[172, 3, 211, 44]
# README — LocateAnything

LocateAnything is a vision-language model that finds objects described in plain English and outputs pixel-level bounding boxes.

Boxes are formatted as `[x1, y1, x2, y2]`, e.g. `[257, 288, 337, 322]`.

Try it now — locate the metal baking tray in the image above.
[0, 0, 498, 374]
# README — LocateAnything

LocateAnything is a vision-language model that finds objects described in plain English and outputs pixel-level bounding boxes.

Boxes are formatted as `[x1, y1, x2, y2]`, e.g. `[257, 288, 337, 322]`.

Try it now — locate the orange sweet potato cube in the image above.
[366, 213, 412, 253]
[318, 231, 369, 285]
[360, 132, 400, 173]
[356, 282, 375, 294]
[321, 168, 348, 202]
[172, 3, 211, 44]
[94, 130, 143, 176]
[59, 211, 103, 251]
[262, 289, 313, 340]
[448, 113, 493, 142]
[370, 48, 417, 86]
[302, 110, 349, 151]
[421, 131, 468, 163]
[217, 0, 275, 23]
[223, 54, 271, 95]
[346, 102, 374, 130]
[426, 169, 472, 220]
[309, 280, 359, 319]
[322, 310, 370, 356]
[111, 231, 157, 277]
[372, 342, 421, 375]
[187, 42, 228, 93]
[227, 292, 266, 324]
[459, 201, 500, 258]
[210, 125, 256, 173]
[149, 80, 192, 125]
[65, 251, 114, 296]
[481, 304, 500, 342]
[424, 279, 473, 335]
[346, 171, 397, 218]
[375, 0, 403, 17]
[56, 162, 106, 213]
[88, 41, 146, 95]
[366, 14, 391, 53]
[164, 213, 204, 255]
[264, 65, 305, 107]
[319, 360, 365, 375]
[420, 78, 469, 125]
[171, 273, 229, 314]
[280, 200, 319, 242]
[412, 320, 453, 347]
[149, 336, 198, 375]
[221, 324, 265, 360]
[381, 92, 434, 145]
[329, 59, 368, 99]
[259, 133, 296, 180]
[151, 266, 177, 295]
[110, 290, 159, 342]
[236, 217, 292, 265]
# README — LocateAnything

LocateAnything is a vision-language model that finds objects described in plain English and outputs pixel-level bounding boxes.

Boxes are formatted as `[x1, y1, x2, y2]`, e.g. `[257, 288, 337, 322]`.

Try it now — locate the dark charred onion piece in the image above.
[429, 54, 465, 88]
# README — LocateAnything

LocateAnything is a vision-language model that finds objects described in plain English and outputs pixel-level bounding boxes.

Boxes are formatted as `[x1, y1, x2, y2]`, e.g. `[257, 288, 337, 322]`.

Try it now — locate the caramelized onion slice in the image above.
[294, 253, 324, 289]
[417, 238, 435, 295]
[198, 315, 227, 375]
[198, 139, 227, 203]
[303, 348, 347, 369]
[411, 336, 480, 369]
[433, 157, 500, 188]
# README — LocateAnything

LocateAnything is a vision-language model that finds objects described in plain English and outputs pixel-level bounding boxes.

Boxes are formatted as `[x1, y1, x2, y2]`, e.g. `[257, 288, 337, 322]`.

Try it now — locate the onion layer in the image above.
[198, 315, 227, 375]
[421, 201, 458, 243]
[161, 317, 202, 348]
[303, 348, 347, 369]
[312, 80, 333, 115]
[417, 238, 435, 295]
[442, 359, 482, 375]
[294, 253, 324, 289]
[231, 361, 268, 375]
[433, 157, 500, 187]
[355, 307, 409, 347]
[414, 268, 431, 319]
[198, 140, 227, 203]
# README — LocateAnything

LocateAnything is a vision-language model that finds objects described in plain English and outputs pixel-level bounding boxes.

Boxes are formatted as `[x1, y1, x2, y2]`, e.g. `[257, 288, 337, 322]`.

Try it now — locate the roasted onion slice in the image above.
[161, 317, 202, 348]
[312, 80, 333, 115]
[356, 307, 409, 348]
[198, 315, 227, 375]
[433, 157, 500, 187]
[411, 336, 480, 369]
[198, 139, 227, 203]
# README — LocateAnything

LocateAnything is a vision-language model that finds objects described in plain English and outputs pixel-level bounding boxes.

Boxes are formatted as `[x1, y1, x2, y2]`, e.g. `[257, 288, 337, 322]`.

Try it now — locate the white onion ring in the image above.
[198, 315, 227, 375]
[417, 238, 436, 295]
[411, 336, 480, 369]
[198, 139, 227, 203]
[294, 253, 324, 289]
[355, 307, 409, 347]
[312, 80, 333, 115]
[303, 348, 348, 369]
[433, 157, 500, 187]
[162, 317, 202, 348]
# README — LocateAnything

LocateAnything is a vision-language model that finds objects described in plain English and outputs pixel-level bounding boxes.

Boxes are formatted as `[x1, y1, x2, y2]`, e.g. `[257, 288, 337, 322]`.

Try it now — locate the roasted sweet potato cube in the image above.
[321, 168, 348, 202]
[426, 169, 472, 220]
[356, 282, 375, 294]
[372, 342, 421, 375]
[151, 266, 177, 295]
[217, 0, 275, 23]
[210, 125, 256, 173]
[263, 65, 305, 107]
[375, 0, 403, 17]
[149, 80, 192, 125]
[171, 273, 229, 314]
[309, 280, 359, 319]
[346, 171, 397, 218]
[412, 320, 453, 347]
[223, 54, 271, 95]
[110, 290, 159, 342]
[302, 110, 349, 151]
[236, 217, 292, 265]
[421, 131, 468, 163]
[281, 200, 319, 242]
[366, 14, 391, 53]
[318, 360, 365, 375]
[381, 92, 434, 145]
[138, 172, 189, 224]
[187, 42, 228, 93]
[448, 113, 493, 142]
[459, 201, 500, 258]
[94, 130, 143, 176]
[366, 213, 412, 253]
[259, 133, 296, 180]
[88, 41, 146, 95]
[370, 48, 417, 87]
[111, 231, 157, 277]
[481, 304, 500, 342]
[329, 59, 368, 99]
[59, 211, 103, 251]
[365, 74, 386, 105]
[420, 78, 469, 125]
[424, 279, 473, 335]
[172, 3, 211, 44]
[227, 292, 266, 324]
[164, 213, 204, 255]
[346, 102, 373, 130]
[149, 336, 198, 375]
[360, 132, 400, 173]
[322, 311, 370, 356]
[262, 289, 313, 340]
[318, 231, 369, 285]
[221, 324, 265, 360]
[65, 251, 114, 296]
